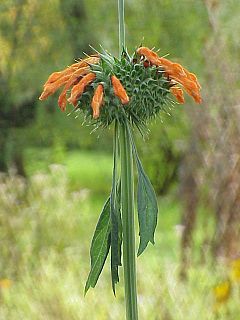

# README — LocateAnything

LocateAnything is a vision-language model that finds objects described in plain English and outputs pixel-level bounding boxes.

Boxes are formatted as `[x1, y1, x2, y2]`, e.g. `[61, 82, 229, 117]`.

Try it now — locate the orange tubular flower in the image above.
[184, 70, 201, 90]
[170, 87, 185, 104]
[111, 75, 129, 105]
[91, 84, 104, 119]
[58, 67, 90, 111]
[39, 56, 99, 110]
[39, 74, 73, 101]
[179, 78, 202, 104]
[43, 64, 80, 88]
[68, 72, 96, 107]
[136, 47, 161, 66]
[137, 47, 202, 104]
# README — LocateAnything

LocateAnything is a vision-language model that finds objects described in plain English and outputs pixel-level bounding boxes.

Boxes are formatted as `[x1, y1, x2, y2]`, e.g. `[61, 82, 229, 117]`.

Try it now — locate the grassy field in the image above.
[0, 149, 238, 319]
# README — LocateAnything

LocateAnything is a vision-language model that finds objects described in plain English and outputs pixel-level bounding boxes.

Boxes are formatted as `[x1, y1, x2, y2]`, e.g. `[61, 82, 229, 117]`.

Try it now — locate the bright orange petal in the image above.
[137, 47, 161, 66]
[180, 78, 202, 104]
[68, 72, 96, 106]
[111, 75, 129, 105]
[91, 84, 104, 119]
[39, 55, 99, 102]
[58, 67, 90, 111]
[158, 57, 173, 69]
[43, 65, 79, 88]
[70, 55, 99, 69]
[186, 71, 201, 89]
[170, 87, 185, 104]
[39, 74, 71, 100]
[44, 71, 64, 86]
[158, 57, 201, 98]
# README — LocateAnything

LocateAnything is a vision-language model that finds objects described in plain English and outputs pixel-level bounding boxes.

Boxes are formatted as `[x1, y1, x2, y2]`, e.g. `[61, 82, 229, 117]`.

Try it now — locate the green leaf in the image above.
[136, 156, 158, 256]
[85, 198, 111, 294]
[126, 121, 158, 256]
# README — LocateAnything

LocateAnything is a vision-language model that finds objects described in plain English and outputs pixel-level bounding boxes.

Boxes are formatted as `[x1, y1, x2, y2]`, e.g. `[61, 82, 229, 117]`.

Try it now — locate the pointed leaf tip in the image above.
[85, 197, 111, 292]
[135, 150, 158, 256]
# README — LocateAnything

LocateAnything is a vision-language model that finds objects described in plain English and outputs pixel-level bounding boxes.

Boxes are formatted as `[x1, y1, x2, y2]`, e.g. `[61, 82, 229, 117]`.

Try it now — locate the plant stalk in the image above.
[118, 1, 138, 318]
[120, 123, 138, 320]
[118, 0, 125, 56]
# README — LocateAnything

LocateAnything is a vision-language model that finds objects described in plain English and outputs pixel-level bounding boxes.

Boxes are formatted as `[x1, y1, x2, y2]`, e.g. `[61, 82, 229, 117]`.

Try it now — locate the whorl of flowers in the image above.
[39, 46, 202, 128]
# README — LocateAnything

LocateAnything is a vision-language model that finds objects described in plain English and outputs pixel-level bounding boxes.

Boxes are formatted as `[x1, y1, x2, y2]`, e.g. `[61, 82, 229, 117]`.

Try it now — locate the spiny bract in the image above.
[78, 49, 173, 128]
[39, 46, 201, 131]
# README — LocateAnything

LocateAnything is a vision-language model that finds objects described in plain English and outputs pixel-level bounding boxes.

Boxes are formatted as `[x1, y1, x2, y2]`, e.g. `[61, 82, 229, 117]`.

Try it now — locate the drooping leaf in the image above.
[126, 122, 158, 256]
[85, 198, 111, 294]
[136, 156, 158, 256]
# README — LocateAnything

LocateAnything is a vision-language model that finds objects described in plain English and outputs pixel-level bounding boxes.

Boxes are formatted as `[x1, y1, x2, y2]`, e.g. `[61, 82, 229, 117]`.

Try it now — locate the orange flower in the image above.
[39, 74, 72, 100]
[137, 46, 202, 104]
[91, 84, 104, 119]
[39, 47, 202, 121]
[39, 56, 99, 110]
[111, 75, 129, 105]
[181, 78, 202, 104]
[136, 47, 161, 66]
[169, 63, 187, 78]
[58, 67, 90, 111]
[68, 72, 96, 107]
[157, 57, 173, 69]
[170, 87, 185, 104]
[43, 65, 79, 88]
[184, 70, 201, 90]
[43, 56, 99, 87]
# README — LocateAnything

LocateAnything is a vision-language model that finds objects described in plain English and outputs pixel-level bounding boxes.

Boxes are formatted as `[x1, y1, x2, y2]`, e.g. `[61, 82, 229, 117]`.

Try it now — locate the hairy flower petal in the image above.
[39, 75, 71, 100]
[68, 72, 96, 106]
[39, 56, 99, 103]
[137, 47, 161, 66]
[111, 75, 129, 105]
[158, 57, 174, 69]
[179, 78, 202, 104]
[170, 87, 185, 104]
[91, 84, 104, 119]
[137, 46, 202, 104]
[58, 66, 90, 111]
[185, 71, 201, 89]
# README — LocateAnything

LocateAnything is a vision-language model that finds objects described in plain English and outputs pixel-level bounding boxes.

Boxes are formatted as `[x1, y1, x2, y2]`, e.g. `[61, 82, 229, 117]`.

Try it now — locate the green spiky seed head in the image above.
[76, 49, 174, 129]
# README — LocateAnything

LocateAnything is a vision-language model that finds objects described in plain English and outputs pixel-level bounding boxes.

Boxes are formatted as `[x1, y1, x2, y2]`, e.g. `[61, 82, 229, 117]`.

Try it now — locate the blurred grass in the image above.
[24, 148, 113, 194]
[0, 149, 238, 319]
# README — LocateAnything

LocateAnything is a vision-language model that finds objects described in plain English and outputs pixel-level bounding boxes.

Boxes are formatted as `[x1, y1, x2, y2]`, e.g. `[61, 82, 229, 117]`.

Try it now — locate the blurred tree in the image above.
[59, 0, 93, 58]
[0, 0, 37, 174]
[203, 0, 240, 259]
[0, 0, 93, 174]
[180, 0, 240, 277]
[134, 0, 207, 196]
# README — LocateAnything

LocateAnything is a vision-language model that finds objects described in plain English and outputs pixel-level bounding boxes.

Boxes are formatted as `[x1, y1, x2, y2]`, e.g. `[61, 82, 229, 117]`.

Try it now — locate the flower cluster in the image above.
[39, 56, 100, 111]
[137, 47, 202, 104]
[39, 46, 201, 128]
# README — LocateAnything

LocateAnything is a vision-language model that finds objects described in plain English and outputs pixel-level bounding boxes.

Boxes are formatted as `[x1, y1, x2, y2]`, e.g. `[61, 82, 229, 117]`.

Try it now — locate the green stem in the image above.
[117, 2, 138, 318]
[118, 0, 125, 56]
[120, 122, 138, 320]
